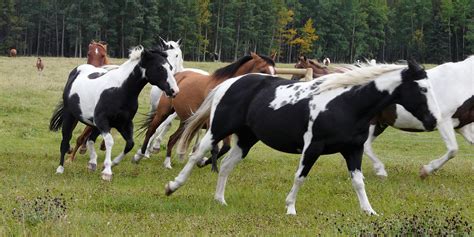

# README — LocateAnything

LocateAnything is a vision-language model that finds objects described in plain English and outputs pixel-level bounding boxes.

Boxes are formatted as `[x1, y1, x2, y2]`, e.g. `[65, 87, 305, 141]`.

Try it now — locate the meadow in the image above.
[0, 56, 472, 235]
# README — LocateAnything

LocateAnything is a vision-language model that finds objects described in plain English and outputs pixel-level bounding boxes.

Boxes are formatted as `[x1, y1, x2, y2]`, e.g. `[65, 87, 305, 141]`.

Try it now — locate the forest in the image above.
[0, 0, 473, 63]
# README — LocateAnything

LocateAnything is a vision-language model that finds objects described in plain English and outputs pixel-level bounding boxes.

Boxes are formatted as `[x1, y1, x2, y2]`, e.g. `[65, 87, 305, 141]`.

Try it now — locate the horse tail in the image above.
[135, 111, 156, 137]
[177, 89, 216, 156]
[49, 100, 64, 132]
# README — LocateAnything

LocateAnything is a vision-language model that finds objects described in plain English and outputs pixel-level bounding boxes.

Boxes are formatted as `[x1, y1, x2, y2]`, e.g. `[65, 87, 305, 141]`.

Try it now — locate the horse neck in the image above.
[338, 81, 399, 125]
[120, 66, 148, 100]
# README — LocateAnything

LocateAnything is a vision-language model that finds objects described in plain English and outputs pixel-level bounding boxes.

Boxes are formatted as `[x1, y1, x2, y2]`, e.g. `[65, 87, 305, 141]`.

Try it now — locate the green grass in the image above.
[0, 56, 472, 235]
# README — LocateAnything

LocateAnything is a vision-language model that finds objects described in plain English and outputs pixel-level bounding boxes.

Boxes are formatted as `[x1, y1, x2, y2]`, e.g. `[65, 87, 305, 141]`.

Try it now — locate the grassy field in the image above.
[0, 56, 472, 236]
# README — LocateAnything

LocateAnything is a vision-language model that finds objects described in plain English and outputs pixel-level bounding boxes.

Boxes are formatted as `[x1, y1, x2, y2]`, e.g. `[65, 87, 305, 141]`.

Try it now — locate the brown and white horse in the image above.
[129, 53, 276, 169]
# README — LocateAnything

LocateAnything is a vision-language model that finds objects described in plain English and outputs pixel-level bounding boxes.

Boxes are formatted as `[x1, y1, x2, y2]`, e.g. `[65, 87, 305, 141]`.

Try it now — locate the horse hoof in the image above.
[152, 146, 161, 153]
[101, 173, 112, 181]
[87, 163, 97, 171]
[163, 163, 172, 170]
[419, 166, 430, 179]
[375, 170, 388, 178]
[197, 157, 209, 168]
[165, 182, 175, 196]
[56, 166, 64, 174]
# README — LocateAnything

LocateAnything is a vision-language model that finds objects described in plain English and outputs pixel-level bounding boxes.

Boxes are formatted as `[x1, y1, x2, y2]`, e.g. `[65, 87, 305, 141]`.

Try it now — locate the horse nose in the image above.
[170, 88, 179, 98]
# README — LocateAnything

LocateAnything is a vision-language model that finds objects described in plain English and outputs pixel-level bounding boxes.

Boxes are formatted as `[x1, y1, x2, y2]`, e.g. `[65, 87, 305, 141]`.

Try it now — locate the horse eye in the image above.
[175, 55, 178, 58]
[420, 87, 427, 93]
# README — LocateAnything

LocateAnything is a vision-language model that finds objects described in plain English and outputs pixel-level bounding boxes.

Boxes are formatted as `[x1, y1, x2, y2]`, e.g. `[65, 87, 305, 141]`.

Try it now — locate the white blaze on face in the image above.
[269, 66, 276, 75]
[95, 48, 99, 55]
[165, 64, 179, 96]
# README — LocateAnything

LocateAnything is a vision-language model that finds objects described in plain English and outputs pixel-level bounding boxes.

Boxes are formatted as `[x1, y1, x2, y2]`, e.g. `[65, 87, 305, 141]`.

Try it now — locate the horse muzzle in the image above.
[165, 88, 179, 98]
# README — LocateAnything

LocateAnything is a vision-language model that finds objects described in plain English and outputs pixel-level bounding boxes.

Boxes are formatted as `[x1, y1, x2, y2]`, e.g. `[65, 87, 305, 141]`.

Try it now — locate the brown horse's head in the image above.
[87, 41, 109, 67]
[239, 52, 275, 76]
[292, 55, 330, 80]
[9, 48, 17, 57]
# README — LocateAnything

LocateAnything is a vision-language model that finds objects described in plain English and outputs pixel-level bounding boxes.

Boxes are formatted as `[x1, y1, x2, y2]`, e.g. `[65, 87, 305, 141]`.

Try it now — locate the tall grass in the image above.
[0, 56, 472, 235]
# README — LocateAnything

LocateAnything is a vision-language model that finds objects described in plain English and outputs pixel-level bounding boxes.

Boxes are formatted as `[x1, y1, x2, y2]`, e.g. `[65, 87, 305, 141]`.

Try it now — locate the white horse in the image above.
[364, 56, 474, 178]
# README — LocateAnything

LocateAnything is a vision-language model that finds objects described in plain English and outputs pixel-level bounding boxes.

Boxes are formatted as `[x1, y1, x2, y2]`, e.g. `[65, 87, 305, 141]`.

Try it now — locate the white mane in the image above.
[317, 64, 406, 93]
[129, 45, 144, 61]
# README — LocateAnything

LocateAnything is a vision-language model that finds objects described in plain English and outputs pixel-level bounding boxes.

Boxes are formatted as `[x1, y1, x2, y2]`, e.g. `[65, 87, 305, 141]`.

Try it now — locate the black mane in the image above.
[212, 54, 275, 79]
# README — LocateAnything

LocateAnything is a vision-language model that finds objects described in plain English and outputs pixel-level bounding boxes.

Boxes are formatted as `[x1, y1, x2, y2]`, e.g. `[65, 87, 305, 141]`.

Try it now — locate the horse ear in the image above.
[176, 39, 182, 45]
[270, 52, 277, 61]
[403, 58, 427, 81]
[158, 36, 167, 47]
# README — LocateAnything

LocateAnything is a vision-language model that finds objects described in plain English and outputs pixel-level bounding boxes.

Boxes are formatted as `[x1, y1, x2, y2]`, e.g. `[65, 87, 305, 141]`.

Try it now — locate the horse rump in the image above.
[49, 101, 64, 131]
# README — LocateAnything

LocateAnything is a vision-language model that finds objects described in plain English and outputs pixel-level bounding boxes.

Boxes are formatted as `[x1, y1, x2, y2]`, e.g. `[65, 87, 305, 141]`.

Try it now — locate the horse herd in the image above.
[48, 39, 473, 216]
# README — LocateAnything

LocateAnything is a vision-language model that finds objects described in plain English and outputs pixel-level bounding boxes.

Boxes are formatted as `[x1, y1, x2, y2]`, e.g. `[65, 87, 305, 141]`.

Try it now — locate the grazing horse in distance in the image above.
[322, 57, 330, 66]
[291, 56, 353, 80]
[49, 46, 179, 181]
[36, 58, 44, 72]
[129, 53, 276, 170]
[9, 48, 17, 57]
[167, 60, 440, 215]
[364, 56, 474, 178]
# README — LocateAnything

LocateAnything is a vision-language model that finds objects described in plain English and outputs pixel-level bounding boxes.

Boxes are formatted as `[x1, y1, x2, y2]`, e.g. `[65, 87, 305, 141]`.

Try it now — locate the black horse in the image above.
[50, 46, 179, 181]
[167, 61, 439, 215]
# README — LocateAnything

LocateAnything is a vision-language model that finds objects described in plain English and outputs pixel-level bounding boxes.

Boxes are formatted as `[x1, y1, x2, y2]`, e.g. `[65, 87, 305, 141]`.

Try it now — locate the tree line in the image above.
[1, 0, 473, 63]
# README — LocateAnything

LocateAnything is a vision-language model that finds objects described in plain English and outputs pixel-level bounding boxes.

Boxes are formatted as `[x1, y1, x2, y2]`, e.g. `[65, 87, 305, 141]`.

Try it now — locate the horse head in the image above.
[162, 38, 184, 74]
[248, 52, 276, 75]
[87, 41, 108, 67]
[393, 60, 439, 131]
[139, 47, 179, 98]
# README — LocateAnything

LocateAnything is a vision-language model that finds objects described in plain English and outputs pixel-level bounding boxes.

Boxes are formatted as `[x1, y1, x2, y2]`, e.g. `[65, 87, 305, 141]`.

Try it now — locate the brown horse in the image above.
[9, 48, 17, 57]
[87, 41, 109, 66]
[68, 41, 110, 162]
[291, 56, 352, 80]
[130, 53, 276, 169]
[36, 57, 44, 72]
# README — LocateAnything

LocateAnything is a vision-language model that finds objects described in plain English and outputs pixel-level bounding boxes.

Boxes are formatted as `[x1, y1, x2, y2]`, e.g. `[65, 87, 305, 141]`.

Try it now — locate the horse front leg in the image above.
[165, 131, 214, 196]
[150, 112, 177, 154]
[420, 119, 458, 178]
[285, 142, 322, 215]
[112, 121, 135, 167]
[342, 146, 377, 215]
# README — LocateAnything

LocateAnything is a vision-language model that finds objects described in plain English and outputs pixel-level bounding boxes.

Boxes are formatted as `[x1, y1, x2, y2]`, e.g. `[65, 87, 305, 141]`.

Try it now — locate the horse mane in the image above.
[317, 64, 406, 93]
[308, 59, 326, 69]
[212, 54, 275, 80]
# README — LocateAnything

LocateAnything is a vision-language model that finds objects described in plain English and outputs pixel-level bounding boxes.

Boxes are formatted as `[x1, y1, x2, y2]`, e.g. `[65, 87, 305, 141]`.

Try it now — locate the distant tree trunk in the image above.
[269, 28, 275, 56]
[61, 14, 65, 57]
[213, 0, 220, 55]
[121, 17, 125, 58]
[23, 26, 28, 55]
[234, 19, 241, 61]
[79, 26, 82, 58]
[203, 28, 208, 61]
[36, 20, 41, 56]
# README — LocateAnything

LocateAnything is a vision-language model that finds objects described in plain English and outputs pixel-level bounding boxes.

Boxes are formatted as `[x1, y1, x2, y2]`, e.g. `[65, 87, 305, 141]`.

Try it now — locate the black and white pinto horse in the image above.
[49, 46, 179, 181]
[167, 61, 440, 215]
[365, 56, 474, 177]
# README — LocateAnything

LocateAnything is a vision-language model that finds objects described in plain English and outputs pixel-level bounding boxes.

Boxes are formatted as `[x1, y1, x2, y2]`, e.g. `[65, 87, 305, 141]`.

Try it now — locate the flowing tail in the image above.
[177, 89, 217, 157]
[49, 100, 64, 131]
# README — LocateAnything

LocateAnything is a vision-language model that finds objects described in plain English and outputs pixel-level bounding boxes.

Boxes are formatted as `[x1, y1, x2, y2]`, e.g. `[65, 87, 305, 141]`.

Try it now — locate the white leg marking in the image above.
[112, 152, 125, 166]
[163, 156, 172, 169]
[166, 131, 213, 195]
[285, 165, 305, 215]
[215, 137, 242, 205]
[101, 133, 114, 181]
[363, 125, 388, 177]
[421, 119, 458, 178]
[56, 165, 64, 174]
[351, 170, 377, 215]
[132, 149, 145, 164]
[87, 140, 98, 171]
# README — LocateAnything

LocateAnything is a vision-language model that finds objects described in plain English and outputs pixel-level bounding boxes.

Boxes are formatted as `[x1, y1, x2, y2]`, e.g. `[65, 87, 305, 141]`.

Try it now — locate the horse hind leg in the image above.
[163, 122, 186, 169]
[86, 127, 101, 171]
[68, 125, 93, 162]
[200, 135, 232, 168]
[151, 112, 177, 154]
[57, 112, 77, 174]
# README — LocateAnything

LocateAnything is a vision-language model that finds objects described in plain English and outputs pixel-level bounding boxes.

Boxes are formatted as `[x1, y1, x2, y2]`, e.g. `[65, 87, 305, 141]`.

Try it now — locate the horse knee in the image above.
[125, 140, 135, 153]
